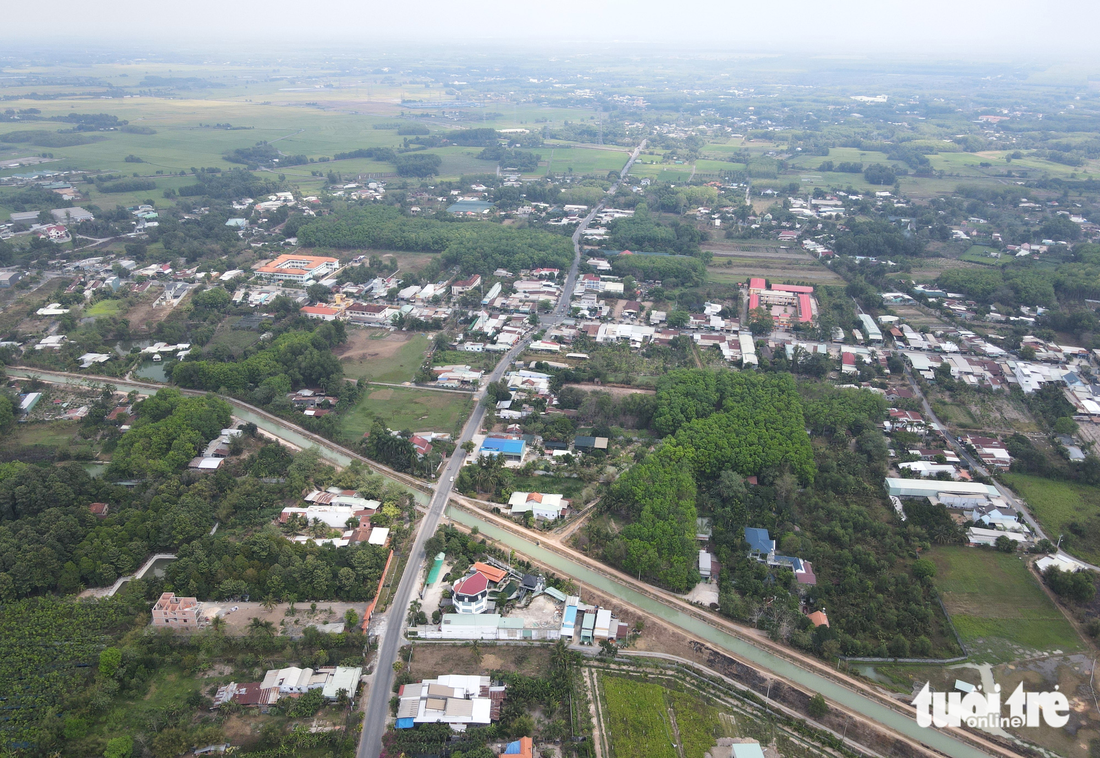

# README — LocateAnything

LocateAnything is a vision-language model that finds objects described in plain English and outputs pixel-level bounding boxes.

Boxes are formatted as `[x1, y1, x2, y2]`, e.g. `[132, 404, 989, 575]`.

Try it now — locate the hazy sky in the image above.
[10, 0, 1100, 58]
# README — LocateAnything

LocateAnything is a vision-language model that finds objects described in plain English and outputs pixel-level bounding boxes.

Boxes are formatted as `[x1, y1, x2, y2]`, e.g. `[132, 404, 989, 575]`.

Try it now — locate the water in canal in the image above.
[444, 506, 989, 758]
[133, 360, 171, 383]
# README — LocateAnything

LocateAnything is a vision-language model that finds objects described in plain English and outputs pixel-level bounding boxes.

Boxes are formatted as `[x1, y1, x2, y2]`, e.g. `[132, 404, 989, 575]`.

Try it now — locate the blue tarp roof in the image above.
[745, 527, 774, 554]
[480, 438, 525, 455]
[395, 718, 415, 729]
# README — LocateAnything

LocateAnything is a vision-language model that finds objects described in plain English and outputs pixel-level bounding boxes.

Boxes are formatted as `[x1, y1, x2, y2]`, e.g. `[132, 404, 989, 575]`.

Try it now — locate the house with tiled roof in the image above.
[452, 571, 490, 614]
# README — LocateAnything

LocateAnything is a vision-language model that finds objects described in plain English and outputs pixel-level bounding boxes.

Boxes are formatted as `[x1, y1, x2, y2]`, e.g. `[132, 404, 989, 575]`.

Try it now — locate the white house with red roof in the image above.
[411, 435, 433, 458]
[452, 571, 491, 614]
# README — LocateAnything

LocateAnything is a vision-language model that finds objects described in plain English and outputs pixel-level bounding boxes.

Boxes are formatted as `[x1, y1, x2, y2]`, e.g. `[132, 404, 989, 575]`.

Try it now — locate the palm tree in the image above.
[407, 600, 422, 627]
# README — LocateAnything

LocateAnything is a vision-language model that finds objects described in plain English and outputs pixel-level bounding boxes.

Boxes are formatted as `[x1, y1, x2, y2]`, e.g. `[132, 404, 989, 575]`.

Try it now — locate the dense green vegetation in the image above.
[107, 389, 231, 478]
[595, 370, 813, 592]
[297, 205, 574, 274]
[166, 529, 389, 601]
[0, 594, 144, 750]
[609, 253, 707, 287]
[172, 322, 346, 396]
[607, 204, 707, 255]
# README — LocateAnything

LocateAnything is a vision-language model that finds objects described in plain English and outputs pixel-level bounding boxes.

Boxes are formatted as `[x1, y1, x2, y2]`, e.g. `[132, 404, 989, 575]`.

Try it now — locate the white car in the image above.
[449, 476, 454, 482]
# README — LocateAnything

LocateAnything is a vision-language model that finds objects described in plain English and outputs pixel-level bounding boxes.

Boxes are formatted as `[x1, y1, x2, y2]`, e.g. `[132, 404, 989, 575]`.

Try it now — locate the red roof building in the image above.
[773, 283, 814, 294]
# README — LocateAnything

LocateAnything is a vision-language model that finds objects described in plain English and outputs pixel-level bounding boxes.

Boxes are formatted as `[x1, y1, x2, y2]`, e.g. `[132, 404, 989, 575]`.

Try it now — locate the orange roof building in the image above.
[471, 562, 508, 584]
[255, 254, 340, 283]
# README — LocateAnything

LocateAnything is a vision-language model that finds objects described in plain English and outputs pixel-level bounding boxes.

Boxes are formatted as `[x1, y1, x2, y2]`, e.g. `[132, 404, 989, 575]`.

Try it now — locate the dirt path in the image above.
[561, 383, 655, 397]
[585, 668, 607, 758]
[667, 696, 685, 758]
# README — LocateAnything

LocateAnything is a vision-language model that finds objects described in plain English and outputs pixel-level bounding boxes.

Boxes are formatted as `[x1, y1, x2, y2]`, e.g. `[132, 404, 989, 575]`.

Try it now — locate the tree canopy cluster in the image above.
[598, 370, 814, 592]
[108, 389, 232, 479]
[172, 322, 345, 396]
[298, 205, 574, 275]
[607, 203, 706, 255]
[165, 528, 389, 602]
[609, 253, 706, 287]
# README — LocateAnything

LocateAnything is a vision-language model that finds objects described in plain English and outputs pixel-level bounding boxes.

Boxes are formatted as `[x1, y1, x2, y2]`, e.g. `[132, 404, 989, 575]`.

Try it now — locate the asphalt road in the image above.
[356, 331, 534, 758]
[356, 139, 645, 758]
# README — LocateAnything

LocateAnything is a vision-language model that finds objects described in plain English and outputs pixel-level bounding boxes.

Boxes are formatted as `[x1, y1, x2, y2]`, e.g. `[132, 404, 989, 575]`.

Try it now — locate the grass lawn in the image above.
[84, 299, 126, 317]
[205, 323, 262, 355]
[1002, 473, 1100, 564]
[0, 421, 79, 450]
[931, 545, 1082, 661]
[338, 386, 472, 440]
[538, 145, 630, 177]
[600, 675, 720, 758]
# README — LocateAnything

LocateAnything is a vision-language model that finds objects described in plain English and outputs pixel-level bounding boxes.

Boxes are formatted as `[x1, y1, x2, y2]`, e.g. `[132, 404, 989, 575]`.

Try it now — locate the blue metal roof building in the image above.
[744, 527, 775, 560]
[479, 437, 526, 461]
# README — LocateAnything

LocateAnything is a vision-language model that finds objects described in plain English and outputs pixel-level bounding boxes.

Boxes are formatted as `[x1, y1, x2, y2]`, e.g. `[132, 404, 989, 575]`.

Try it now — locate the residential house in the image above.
[507, 492, 567, 520]
[452, 571, 491, 614]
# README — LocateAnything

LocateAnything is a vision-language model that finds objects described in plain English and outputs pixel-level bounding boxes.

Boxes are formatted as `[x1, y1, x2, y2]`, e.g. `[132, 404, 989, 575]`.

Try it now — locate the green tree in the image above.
[104, 735, 134, 758]
[912, 558, 936, 581]
[98, 647, 122, 678]
[808, 693, 829, 718]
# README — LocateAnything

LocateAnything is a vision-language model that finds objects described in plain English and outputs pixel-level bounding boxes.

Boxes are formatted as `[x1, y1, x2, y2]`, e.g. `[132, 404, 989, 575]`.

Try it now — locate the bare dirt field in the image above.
[562, 383, 656, 397]
[890, 304, 951, 329]
[335, 328, 430, 384]
[127, 291, 185, 334]
[203, 600, 366, 636]
[335, 328, 411, 362]
[407, 642, 553, 679]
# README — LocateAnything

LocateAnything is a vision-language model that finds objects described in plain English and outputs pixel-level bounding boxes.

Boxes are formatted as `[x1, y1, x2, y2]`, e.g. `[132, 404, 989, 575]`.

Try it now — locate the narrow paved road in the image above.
[356, 139, 646, 758]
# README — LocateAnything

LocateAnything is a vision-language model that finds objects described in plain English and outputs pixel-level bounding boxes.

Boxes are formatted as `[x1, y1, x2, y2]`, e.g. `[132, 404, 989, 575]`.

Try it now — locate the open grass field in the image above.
[2, 421, 79, 450]
[1002, 473, 1100, 565]
[599, 675, 720, 758]
[205, 322, 263, 356]
[960, 245, 1010, 266]
[538, 145, 631, 177]
[931, 545, 1082, 661]
[84, 299, 126, 317]
[930, 399, 980, 429]
[627, 160, 695, 182]
[338, 386, 471, 440]
[335, 330, 430, 384]
[431, 348, 500, 373]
